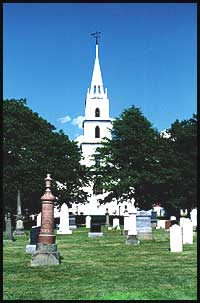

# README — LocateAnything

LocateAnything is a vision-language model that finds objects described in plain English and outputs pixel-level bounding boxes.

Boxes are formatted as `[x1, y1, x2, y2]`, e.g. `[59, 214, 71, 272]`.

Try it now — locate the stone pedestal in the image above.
[31, 243, 60, 266]
[30, 174, 60, 266]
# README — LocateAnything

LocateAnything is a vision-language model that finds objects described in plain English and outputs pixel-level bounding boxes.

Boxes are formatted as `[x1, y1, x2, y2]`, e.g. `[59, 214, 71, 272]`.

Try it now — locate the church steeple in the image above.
[82, 32, 112, 150]
[88, 32, 107, 97]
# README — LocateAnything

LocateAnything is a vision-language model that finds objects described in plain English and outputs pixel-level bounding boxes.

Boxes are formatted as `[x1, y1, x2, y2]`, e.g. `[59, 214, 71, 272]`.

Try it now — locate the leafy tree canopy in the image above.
[92, 106, 197, 215]
[3, 99, 90, 215]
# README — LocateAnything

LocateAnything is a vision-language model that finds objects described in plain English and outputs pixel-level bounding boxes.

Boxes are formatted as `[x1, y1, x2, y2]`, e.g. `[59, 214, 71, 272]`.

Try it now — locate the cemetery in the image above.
[3, 225, 197, 300]
[3, 175, 197, 300]
[3, 5, 197, 300]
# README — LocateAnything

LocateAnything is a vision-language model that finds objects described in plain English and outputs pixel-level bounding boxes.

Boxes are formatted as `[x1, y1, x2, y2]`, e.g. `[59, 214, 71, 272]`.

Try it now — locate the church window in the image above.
[95, 108, 100, 117]
[95, 126, 100, 138]
[94, 85, 96, 93]
[98, 85, 101, 93]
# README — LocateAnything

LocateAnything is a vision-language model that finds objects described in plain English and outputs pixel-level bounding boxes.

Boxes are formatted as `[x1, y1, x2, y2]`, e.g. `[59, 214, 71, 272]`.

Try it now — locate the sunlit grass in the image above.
[3, 227, 197, 300]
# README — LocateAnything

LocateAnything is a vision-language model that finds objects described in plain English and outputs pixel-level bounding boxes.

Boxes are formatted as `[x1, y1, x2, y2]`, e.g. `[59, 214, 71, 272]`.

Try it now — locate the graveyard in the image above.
[3, 226, 197, 300]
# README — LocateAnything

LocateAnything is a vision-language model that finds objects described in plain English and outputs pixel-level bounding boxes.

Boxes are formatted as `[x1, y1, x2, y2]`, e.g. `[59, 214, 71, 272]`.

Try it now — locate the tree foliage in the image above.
[3, 99, 90, 214]
[92, 106, 197, 214]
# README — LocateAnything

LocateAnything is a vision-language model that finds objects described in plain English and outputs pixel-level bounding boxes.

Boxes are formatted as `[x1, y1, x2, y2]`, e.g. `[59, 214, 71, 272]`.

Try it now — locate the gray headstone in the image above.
[136, 211, 152, 240]
[5, 213, 14, 241]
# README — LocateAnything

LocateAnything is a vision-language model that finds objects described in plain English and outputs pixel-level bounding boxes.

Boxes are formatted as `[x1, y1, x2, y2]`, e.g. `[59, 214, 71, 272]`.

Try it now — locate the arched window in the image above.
[95, 126, 100, 138]
[93, 85, 96, 93]
[95, 108, 100, 117]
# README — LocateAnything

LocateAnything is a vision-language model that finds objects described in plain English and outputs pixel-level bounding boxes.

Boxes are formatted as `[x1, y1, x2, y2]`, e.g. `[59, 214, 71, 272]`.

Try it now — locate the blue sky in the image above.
[3, 3, 197, 140]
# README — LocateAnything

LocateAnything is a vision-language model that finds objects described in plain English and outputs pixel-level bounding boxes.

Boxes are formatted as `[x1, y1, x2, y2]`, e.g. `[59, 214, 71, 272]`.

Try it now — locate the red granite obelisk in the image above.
[31, 174, 60, 266]
[38, 174, 55, 244]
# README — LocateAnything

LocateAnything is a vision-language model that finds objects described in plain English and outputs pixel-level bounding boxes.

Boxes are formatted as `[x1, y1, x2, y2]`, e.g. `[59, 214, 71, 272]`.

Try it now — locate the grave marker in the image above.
[57, 203, 72, 235]
[170, 224, 183, 252]
[182, 219, 193, 244]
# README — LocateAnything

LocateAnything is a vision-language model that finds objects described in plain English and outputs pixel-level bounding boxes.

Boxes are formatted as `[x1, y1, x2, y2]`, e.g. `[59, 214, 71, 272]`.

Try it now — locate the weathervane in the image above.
[91, 31, 101, 45]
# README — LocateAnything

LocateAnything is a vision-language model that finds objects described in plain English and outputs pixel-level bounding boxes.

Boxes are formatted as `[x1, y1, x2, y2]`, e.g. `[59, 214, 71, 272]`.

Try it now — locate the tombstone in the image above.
[88, 216, 103, 237]
[136, 211, 153, 240]
[170, 224, 183, 252]
[57, 203, 72, 235]
[69, 215, 77, 230]
[182, 219, 193, 244]
[113, 218, 120, 230]
[31, 174, 60, 266]
[86, 216, 91, 229]
[190, 208, 197, 230]
[36, 212, 41, 226]
[170, 216, 176, 221]
[5, 213, 14, 241]
[25, 226, 40, 254]
[126, 203, 140, 245]
[180, 217, 187, 227]
[105, 209, 110, 227]
[13, 190, 26, 235]
[151, 211, 157, 228]
[123, 212, 130, 235]
[156, 219, 167, 229]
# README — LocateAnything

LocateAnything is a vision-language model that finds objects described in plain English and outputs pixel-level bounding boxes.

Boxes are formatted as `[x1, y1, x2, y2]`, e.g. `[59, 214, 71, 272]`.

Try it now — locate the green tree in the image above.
[93, 105, 163, 210]
[92, 106, 197, 215]
[163, 114, 197, 215]
[3, 99, 90, 214]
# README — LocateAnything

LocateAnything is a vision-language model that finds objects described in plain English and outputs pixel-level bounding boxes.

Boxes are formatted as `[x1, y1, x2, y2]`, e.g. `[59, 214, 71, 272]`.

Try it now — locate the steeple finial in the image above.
[91, 31, 101, 45]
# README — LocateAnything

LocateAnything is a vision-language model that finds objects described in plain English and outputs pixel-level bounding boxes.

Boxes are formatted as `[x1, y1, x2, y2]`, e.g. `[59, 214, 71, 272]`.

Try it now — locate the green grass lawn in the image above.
[3, 227, 197, 300]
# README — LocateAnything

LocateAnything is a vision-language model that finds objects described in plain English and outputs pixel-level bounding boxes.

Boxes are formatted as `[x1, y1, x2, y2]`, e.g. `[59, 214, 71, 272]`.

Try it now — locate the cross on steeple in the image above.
[91, 31, 101, 45]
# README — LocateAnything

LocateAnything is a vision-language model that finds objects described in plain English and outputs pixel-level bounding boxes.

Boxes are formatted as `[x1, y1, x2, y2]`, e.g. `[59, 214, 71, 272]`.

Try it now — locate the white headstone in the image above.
[180, 217, 187, 227]
[113, 218, 120, 230]
[86, 216, 91, 228]
[190, 208, 197, 228]
[57, 203, 72, 235]
[36, 212, 41, 226]
[170, 216, 176, 221]
[156, 220, 166, 229]
[170, 224, 183, 252]
[124, 213, 130, 231]
[182, 219, 193, 244]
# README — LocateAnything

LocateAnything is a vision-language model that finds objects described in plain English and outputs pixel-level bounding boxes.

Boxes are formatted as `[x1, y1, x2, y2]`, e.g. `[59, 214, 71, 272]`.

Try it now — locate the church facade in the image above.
[72, 36, 131, 215]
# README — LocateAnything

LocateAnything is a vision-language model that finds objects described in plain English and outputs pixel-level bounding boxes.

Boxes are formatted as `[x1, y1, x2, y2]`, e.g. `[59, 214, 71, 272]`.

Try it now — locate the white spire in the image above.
[89, 39, 105, 96]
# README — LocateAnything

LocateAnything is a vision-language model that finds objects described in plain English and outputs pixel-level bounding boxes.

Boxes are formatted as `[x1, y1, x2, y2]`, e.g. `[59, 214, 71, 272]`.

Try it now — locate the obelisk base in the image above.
[126, 235, 140, 246]
[31, 243, 60, 266]
[13, 219, 26, 236]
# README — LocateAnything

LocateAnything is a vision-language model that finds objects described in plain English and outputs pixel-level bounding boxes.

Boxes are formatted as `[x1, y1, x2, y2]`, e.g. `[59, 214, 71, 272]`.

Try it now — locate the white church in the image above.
[71, 34, 132, 216]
